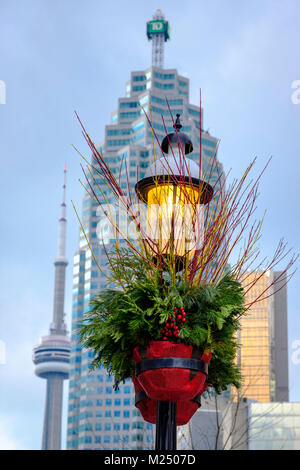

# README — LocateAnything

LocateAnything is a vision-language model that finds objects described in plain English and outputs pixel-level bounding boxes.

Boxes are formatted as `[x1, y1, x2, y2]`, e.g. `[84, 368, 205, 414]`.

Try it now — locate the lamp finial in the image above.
[174, 114, 182, 130]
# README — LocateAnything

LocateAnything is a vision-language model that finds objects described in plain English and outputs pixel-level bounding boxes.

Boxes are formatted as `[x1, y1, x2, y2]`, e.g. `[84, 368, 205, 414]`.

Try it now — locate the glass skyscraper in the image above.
[238, 271, 289, 403]
[67, 17, 223, 450]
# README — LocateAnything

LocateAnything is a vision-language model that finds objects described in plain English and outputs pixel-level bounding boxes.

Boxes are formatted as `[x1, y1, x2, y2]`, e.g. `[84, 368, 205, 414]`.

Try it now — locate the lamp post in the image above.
[135, 115, 213, 450]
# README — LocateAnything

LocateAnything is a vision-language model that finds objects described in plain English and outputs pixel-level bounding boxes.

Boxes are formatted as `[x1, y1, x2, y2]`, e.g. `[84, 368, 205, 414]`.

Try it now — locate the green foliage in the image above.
[79, 248, 246, 393]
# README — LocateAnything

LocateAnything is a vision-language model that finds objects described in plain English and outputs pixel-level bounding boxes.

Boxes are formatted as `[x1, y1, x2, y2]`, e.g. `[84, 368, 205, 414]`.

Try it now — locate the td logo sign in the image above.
[152, 21, 164, 31]
[148, 20, 165, 34]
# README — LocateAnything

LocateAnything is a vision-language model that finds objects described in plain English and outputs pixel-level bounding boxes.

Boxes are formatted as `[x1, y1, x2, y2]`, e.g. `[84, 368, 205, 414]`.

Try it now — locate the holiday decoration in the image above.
[133, 375, 203, 426]
[133, 340, 210, 401]
[76, 104, 297, 444]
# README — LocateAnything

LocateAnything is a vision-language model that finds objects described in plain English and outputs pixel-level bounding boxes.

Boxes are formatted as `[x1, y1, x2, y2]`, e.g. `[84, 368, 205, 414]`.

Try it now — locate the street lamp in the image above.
[136, 114, 213, 268]
[135, 114, 213, 450]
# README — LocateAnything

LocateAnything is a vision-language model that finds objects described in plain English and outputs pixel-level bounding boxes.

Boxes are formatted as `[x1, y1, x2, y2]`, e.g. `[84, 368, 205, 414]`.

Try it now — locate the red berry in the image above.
[177, 315, 182, 320]
[163, 337, 167, 340]
[182, 312, 186, 317]
[182, 318, 186, 322]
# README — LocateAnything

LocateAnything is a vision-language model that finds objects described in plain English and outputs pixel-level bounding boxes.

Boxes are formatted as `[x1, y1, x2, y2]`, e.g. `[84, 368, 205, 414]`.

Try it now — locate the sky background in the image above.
[0, 0, 299, 450]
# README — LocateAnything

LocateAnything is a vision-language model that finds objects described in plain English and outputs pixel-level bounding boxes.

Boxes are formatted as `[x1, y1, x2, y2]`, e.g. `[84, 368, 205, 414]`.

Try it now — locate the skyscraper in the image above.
[32, 165, 71, 450]
[180, 271, 290, 450]
[67, 10, 223, 450]
[238, 270, 289, 402]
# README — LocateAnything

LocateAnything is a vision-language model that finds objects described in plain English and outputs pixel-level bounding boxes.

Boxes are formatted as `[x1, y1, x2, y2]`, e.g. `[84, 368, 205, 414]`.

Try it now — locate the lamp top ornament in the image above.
[135, 114, 213, 205]
[161, 114, 193, 155]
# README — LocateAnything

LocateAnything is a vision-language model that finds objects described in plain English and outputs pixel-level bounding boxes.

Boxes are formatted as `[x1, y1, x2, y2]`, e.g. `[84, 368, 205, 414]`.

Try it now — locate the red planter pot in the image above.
[132, 375, 203, 426]
[133, 340, 211, 402]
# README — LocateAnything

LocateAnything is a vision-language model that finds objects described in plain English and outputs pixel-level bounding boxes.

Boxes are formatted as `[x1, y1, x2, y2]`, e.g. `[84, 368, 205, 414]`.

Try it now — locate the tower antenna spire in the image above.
[147, 9, 170, 68]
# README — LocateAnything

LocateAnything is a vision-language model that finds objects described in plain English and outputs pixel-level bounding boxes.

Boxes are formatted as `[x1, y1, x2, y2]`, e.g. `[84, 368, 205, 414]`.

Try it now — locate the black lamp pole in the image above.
[155, 401, 177, 450]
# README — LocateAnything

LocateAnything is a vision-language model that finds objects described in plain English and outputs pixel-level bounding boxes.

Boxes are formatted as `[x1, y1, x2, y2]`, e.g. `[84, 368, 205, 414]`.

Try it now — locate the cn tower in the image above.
[33, 164, 71, 450]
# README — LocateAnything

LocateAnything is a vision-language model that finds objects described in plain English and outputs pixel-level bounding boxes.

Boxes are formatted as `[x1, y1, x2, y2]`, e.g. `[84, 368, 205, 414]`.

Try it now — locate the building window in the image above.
[132, 85, 146, 91]
[120, 112, 139, 119]
[178, 80, 188, 88]
[120, 101, 139, 108]
[153, 82, 174, 90]
[107, 139, 131, 147]
[107, 128, 131, 136]
[154, 71, 175, 80]
[133, 75, 146, 82]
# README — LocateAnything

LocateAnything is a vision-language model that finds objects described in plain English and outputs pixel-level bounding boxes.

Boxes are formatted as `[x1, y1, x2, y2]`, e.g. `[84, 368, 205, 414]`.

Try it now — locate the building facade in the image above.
[178, 393, 250, 450]
[238, 271, 289, 402]
[248, 402, 300, 450]
[184, 399, 300, 450]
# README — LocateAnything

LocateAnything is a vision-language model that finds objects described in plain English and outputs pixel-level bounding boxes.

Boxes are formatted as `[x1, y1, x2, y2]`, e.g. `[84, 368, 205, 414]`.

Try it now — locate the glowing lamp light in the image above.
[135, 114, 213, 263]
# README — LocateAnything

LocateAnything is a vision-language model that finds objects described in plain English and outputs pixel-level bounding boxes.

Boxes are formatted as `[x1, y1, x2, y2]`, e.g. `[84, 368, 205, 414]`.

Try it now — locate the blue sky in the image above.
[0, 0, 299, 449]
